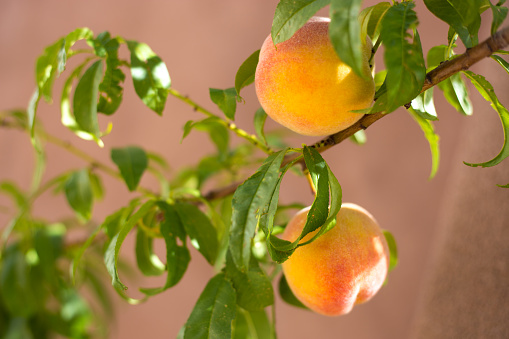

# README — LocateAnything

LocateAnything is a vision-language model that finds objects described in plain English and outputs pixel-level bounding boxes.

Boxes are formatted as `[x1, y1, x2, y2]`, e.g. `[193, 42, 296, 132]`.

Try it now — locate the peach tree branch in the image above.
[204, 26, 509, 200]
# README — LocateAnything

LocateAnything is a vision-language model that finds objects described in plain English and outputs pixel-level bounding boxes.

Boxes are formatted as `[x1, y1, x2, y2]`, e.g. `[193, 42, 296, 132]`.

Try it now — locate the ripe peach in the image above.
[255, 17, 375, 137]
[281, 203, 389, 316]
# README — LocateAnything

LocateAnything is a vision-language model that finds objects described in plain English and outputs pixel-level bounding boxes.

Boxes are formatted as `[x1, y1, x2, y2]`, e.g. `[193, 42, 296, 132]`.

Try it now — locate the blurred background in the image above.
[1, 1, 508, 338]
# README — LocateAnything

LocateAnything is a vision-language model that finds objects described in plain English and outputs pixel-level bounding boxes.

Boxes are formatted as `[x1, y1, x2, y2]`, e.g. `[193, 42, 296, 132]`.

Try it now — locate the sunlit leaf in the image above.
[350, 130, 367, 145]
[73, 60, 103, 139]
[209, 88, 237, 120]
[383, 230, 398, 271]
[359, 2, 391, 43]
[492, 54, 509, 75]
[229, 150, 287, 271]
[60, 60, 107, 146]
[127, 41, 171, 115]
[91, 32, 125, 115]
[183, 274, 236, 339]
[29, 28, 94, 139]
[408, 107, 440, 179]
[235, 50, 260, 98]
[411, 89, 438, 121]
[111, 146, 148, 191]
[271, 0, 331, 45]
[381, 2, 426, 113]
[426, 45, 473, 116]
[329, 0, 365, 77]
[135, 228, 165, 277]
[423, 0, 482, 48]
[64, 170, 93, 221]
[463, 71, 509, 167]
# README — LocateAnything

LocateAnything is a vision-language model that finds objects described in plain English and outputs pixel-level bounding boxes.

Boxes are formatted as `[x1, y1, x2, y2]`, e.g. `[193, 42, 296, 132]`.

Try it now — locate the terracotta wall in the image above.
[1, 1, 508, 338]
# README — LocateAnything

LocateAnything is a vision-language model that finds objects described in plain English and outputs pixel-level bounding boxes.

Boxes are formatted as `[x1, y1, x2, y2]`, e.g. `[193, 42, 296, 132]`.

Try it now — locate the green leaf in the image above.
[209, 88, 237, 120]
[411, 90, 438, 121]
[383, 230, 398, 271]
[254, 108, 268, 146]
[426, 44, 449, 69]
[61, 60, 107, 147]
[104, 200, 155, 303]
[175, 202, 218, 265]
[329, 0, 365, 77]
[463, 70, 509, 167]
[297, 157, 341, 247]
[64, 169, 93, 221]
[111, 146, 148, 191]
[490, 0, 508, 35]
[234, 308, 275, 339]
[36, 28, 93, 102]
[29, 28, 94, 139]
[127, 41, 171, 115]
[301, 146, 329, 237]
[350, 130, 367, 145]
[225, 251, 274, 312]
[235, 50, 260, 98]
[0, 181, 27, 209]
[267, 148, 341, 262]
[271, 0, 331, 45]
[278, 275, 308, 309]
[88, 172, 104, 200]
[408, 107, 440, 179]
[182, 117, 229, 156]
[139, 202, 190, 295]
[381, 2, 426, 113]
[423, 0, 482, 48]
[492, 54, 509, 75]
[359, 2, 391, 42]
[135, 227, 165, 276]
[426, 45, 473, 116]
[34, 225, 65, 282]
[0, 246, 39, 317]
[439, 73, 473, 116]
[73, 60, 103, 138]
[267, 149, 341, 262]
[229, 150, 287, 271]
[71, 223, 103, 284]
[4, 317, 33, 339]
[184, 274, 236, 339]
[91, 32, 125, 115]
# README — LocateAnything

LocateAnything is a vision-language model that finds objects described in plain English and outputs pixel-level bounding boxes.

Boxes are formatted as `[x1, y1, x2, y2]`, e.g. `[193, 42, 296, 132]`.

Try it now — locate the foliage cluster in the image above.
[1, 0, 508, 338]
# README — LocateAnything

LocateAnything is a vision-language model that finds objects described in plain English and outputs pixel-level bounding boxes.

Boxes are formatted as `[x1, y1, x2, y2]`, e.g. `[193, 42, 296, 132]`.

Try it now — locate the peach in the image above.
[255, 17, 375, 137]
[281, 203, 389, 316]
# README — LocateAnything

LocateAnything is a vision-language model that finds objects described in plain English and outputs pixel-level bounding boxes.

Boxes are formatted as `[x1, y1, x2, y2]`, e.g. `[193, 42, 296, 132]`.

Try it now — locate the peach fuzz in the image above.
[255, 17, 375, 137]
[281, 203, 389, 316]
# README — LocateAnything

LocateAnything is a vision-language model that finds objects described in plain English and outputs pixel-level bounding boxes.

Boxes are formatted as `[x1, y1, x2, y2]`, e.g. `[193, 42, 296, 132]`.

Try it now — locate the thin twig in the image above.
[168, 88, 273, 154]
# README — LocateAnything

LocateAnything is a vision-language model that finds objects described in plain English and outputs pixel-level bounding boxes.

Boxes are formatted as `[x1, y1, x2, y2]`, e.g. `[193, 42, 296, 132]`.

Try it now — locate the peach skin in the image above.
[255, 17, 375, 137]
[281, 203, 389, 316]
